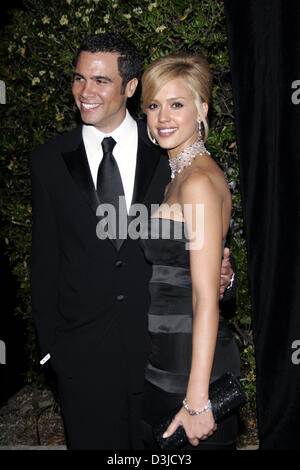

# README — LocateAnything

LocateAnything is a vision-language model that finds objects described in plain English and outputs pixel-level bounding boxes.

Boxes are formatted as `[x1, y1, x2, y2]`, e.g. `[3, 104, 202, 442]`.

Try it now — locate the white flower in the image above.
[123, 14, 131, 20]
[60, 15, 68, 25]
[103, 14, 110, 23]
[42, 93, 50, 102]
[148, 2, 157, 11]
[155, 25, 167, 33]
[42, 16, 50, 24]
[32, 77, 40, 86]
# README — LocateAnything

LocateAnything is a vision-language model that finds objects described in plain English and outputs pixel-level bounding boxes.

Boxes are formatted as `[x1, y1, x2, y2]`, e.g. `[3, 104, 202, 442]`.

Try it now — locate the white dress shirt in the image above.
[82, 110, 138, 211]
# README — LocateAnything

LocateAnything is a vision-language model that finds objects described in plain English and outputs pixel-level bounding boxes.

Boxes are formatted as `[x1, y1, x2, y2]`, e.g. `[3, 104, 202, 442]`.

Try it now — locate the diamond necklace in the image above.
[169, 137, 210, 179]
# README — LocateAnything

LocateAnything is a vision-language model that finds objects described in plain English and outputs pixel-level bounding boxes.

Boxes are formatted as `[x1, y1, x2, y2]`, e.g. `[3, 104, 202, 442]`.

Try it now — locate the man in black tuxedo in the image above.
[30, 33, 234, 450]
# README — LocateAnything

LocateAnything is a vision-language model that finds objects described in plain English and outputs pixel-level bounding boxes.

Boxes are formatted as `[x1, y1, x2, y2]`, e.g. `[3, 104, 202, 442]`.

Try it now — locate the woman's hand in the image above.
[219, 247, 233, 299]
[162, 406, 217, 447]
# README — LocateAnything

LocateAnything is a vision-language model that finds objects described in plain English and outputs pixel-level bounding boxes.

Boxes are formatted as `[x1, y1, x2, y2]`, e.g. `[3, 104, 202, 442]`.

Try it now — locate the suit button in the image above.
[116, 295, 125, 301]
[115, 260, 123, 267]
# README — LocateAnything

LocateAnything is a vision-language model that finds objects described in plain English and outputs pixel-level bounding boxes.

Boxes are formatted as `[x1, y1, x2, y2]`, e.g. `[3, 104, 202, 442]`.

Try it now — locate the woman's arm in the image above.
[163, 172, 228, 446]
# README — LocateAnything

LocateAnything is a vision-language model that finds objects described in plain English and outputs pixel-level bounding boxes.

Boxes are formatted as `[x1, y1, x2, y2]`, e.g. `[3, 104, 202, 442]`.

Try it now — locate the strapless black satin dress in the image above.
[140, 218, 241, 450]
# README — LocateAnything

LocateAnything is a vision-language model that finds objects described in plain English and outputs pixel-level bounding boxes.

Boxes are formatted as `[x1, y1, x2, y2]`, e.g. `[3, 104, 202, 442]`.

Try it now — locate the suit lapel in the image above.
[130, 120, 162, 207]
[62, 128, 125, 251]
[63, 139, 121, 250]
[62, 138, 100, 216]
[116, 120, 163, 251]
[61, 121, 164, 251]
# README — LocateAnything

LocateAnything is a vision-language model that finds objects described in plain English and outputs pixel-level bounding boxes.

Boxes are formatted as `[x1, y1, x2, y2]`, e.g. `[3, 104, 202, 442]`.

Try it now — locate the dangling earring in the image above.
[198, 120, 203, 139]
[147, 125, 159, 146]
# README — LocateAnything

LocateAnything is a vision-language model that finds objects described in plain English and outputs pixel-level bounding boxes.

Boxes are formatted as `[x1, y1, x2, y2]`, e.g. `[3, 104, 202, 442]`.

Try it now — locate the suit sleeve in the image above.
[30, 150, 60, 359]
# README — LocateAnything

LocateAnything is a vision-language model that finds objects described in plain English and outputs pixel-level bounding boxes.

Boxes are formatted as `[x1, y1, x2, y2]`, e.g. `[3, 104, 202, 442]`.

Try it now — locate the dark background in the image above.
[225, 0, 300, 449]
[0, 0, 27, 404]
[0, 0, 24, 28]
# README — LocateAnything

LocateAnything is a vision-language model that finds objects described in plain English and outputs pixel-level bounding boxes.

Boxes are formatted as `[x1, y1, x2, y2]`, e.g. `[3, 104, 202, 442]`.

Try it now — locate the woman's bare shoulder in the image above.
[179, 167, 217, 196]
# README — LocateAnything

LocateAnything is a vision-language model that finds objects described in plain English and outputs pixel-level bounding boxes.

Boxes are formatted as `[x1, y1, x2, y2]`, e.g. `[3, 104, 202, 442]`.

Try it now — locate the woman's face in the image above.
[146, 77, 207, 157]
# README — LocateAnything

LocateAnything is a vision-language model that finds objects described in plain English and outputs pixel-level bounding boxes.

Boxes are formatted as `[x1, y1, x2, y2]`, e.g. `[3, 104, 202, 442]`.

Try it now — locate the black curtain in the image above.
[225, 0, 300, 449]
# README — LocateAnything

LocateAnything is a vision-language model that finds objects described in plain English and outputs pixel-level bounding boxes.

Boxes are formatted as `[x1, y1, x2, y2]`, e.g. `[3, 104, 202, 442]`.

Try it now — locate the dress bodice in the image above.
[140, 218, 238, 395]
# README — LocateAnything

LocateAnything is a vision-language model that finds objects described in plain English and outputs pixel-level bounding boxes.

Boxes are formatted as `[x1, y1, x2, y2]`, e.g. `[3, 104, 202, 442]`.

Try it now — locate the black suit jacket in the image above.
[30, 120, 170, 394]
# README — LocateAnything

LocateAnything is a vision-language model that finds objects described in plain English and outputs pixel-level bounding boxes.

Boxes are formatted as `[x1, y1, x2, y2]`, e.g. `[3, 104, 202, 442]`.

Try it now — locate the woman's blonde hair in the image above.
[141, 53, 213, 142]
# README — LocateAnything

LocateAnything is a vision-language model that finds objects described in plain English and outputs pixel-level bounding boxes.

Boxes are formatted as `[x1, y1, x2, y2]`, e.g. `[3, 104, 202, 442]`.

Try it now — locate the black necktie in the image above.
[96, 137, 125, 248]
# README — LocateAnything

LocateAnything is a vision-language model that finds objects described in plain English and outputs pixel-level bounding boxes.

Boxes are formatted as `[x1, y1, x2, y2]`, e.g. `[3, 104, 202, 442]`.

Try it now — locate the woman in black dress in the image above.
[140, 53, 241, 450]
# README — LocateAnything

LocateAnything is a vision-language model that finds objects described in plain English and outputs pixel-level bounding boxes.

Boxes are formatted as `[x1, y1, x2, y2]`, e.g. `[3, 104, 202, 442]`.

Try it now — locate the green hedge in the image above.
[0, 0, 255, 407]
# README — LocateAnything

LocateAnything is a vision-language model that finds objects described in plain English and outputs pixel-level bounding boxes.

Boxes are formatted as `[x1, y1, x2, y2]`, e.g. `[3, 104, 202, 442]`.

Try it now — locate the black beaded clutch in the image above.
[152, 372, 247, 450]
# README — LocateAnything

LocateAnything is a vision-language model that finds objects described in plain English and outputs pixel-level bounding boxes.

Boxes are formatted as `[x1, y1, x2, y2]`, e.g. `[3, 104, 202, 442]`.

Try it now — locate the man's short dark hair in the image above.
[75, 33, 143, 93]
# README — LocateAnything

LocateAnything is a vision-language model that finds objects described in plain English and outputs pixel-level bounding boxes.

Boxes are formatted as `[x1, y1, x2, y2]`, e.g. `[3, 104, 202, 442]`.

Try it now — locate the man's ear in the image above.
[125, 77, 138, 98]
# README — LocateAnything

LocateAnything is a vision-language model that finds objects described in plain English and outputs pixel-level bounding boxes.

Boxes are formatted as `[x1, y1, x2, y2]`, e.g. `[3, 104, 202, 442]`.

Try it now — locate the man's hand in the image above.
[219, 247, 233, 300]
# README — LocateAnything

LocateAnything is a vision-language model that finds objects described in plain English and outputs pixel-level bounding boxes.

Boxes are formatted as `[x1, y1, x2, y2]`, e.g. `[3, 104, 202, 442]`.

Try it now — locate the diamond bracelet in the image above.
[182, 398, 212, 416]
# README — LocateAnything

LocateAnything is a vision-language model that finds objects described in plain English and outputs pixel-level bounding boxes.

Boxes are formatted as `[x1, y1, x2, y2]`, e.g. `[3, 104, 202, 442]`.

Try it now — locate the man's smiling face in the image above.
[72, 51, 137, 133]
